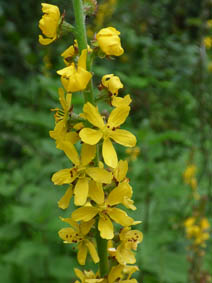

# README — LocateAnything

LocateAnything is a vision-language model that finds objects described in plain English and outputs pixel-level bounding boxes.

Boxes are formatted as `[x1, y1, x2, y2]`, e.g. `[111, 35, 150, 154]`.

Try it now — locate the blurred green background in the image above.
[1, 0, 212, 282]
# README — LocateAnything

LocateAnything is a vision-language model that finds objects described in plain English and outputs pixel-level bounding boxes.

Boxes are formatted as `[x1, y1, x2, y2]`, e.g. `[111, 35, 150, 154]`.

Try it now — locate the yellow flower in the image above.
[111, 94, 132, 108]
[49, 89, 79, 145]
[72, 183, 138, 240]
[101, 74, 123, 95]
[79, 102, 136, 168]
[61, 40, 78, 66]
[39, 3, 60, 45]
[183, 164, 197, 185]
[58, 217, 99, 265]
[52, 142, 112, 206]
[96, 27, 124, 56]
[115, 227, 143, 265]
[57, 49, 92, 93]
[74, 268, 103, 282]
[111, 160, 136, 210]
[126, 147, 140, 161]
[102, 264, 139, 283]
[204, 36, 212, 49]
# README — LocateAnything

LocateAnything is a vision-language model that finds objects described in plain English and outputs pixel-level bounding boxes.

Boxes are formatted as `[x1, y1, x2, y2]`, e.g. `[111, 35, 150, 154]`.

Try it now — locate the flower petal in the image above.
[86, 240, 100, 263]
[112, 94, 132, 107]
[39, 35, 55, 45]
[114, 160, 128, 182]
[77, 241, 88, 265]
[78, 49, 87, 69]
[74, 178, 89, 206]
[102, 138, 118, 168]
[74, 268, 85, 281]
[72, 207, 99, 222]
[108, 106, 130, 128]
[58, 186, 73, 209]
[81, 143, 96, 166]
[110, 129, 136, 147]
[86, 167, 112, 184]
[80, 128, 103, 145]
[52, 168, 77, 185]
[58, 227, 78, 243]
[83, 102, 105, 129]
[108, 264, 124, 283]
[57, 140, 80, 165]
[107, 182, 130, 206]
[80, 219, 95, 236]
[88, 180, 104, 204]
[98, 214, 114, 239]
[108, 208, 134, 226]
[116, 244, 136, 264]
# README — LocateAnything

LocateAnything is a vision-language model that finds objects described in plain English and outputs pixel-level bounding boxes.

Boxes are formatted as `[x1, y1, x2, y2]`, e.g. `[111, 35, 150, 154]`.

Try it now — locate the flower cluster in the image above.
[184, 216, 210, 247]
[39, 2, 142, 281]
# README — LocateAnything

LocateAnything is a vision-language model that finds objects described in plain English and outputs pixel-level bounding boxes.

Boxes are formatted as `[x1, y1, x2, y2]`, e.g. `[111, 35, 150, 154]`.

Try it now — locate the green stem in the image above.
[96, 220, 109, 277]
[72, 0, 87, 51]
[72, 0, 94, 103]
[72, 0, 108, 277]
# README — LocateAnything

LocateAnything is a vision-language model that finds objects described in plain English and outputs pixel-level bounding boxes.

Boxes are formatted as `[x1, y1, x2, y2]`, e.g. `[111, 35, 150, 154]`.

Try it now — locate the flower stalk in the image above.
[38, 1, 143, 282]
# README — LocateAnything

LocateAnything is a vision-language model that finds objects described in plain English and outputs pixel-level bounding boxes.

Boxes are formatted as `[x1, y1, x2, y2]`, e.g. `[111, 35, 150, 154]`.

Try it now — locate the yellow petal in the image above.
[52, 168, 77, 185]
[110, 129, 136, 147]
[108, 106, 130, 128]
[116, 244, 136, 264]
[88, 181, 104, 204]
[108, 264, 124, 283]
[107, 182, 131, 206]
[60, 216, 79, 231]
[98, 214, 114, 239]
[83, 102, 105, 129]
[72, 207, 99, 222]
[80, 128, 103, 145]
[108, 208, 134, 226]
[74, 178, 89, 206]
[78, 49, 87, 69]
[102, 138, 118, 168]
[57, 141, 80, 165]
[39, 34, 55, 45]
[81, 143, 96, 166]
[74, 268, 85, 281]
[114, 160, 128, 182]
[80, 219, 95, 236]
[86, 167, 112, 184]
[86, 240, 100, 263]
[58, 227, 77, 243]
[58, 88, 66, 110]
[58, 186, 73, 209]
[77, 241, 88, 265]
[112, 94, 132, 107]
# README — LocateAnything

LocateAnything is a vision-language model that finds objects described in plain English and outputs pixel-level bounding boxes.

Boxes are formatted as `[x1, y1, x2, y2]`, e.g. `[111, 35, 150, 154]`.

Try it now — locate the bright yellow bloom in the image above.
[58, 217, 99, 265]
[184, 216, 210, 247]
[61, 40, 78, 66]
[74, 268, 103, 283]
[96, 27, 124, 56]
[126, 147, 140, 161]
[79, 102, 136, 168]
[102, 74, 123, 95]
[115, 227, 143, 264]
[57, 49, 92, 93]
[39, 3, 60, 45]
[72, 183, 138, 239]
[111, 94, 132, 108]
[204, 36, 212, 49]
[52, 142, 112, 206]
[102, 264, 139, 283]
[112, 160, 136, 210]
[183, 164, 197, 189]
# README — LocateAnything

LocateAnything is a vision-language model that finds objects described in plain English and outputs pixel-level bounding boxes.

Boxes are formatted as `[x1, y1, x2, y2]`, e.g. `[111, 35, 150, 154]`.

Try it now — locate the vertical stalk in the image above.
[72, 0, 94, 103]
[72, 0, 109, 277]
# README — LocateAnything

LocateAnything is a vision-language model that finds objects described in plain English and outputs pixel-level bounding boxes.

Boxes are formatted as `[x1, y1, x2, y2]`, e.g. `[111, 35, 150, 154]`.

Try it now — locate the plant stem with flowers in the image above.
[38, 1, 143, 281]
